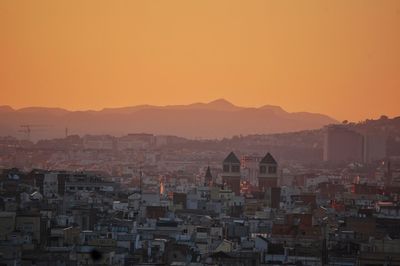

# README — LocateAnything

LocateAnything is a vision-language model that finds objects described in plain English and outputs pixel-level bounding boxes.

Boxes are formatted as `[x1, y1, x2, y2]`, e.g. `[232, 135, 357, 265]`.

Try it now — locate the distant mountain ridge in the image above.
[0, 99, 338, 140]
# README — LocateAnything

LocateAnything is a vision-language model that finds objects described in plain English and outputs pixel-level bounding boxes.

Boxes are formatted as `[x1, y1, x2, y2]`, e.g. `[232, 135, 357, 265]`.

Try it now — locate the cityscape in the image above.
[1, 1, 400, 265]
[0, 115, 399, 265]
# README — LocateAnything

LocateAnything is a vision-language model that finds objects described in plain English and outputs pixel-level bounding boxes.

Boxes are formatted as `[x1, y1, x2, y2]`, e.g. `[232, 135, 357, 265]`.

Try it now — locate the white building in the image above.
[43, 173, 59, 198]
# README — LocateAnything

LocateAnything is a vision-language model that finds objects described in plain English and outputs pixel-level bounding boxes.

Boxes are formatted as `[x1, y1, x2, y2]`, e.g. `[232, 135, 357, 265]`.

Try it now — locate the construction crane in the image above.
[19, 124, 50, 141]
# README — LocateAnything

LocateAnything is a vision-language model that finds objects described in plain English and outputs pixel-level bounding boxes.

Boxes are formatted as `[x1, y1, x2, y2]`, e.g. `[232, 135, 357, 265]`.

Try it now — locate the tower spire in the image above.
[205, 165, 213, 186]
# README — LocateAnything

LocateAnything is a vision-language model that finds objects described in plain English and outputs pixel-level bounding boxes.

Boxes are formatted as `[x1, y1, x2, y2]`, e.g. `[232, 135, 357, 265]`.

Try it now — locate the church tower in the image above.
[221, 152, 241, 195]
[258, 153, 278, 191]
[204, 166, 213, 186]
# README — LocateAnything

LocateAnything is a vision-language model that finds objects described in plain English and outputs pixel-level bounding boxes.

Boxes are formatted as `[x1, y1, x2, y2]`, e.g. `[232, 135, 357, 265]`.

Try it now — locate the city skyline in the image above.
[1, 1, 400, 265]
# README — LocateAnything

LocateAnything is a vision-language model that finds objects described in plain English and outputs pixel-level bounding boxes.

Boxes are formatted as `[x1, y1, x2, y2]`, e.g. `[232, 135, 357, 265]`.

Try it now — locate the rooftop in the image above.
[223, 152, 240, 164]
[260, 152, 277, 164]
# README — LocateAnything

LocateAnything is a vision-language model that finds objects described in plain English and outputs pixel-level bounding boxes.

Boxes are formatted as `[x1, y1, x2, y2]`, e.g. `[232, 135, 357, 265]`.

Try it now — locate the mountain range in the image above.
[0, 99, 338, 140]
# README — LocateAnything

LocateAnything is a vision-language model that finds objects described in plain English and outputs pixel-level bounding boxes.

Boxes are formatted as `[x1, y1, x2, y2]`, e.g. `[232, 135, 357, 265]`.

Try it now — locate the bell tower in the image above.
[258, 153, 278, 191]
[221, 152, 241, 195]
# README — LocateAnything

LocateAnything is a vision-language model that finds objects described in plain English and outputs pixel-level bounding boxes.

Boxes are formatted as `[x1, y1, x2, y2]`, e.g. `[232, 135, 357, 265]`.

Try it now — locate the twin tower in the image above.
[219, 152, 278, 195]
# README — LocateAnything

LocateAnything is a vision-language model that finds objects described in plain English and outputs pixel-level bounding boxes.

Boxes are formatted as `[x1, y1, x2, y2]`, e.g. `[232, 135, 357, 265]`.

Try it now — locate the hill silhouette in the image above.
[0, 99, 337, 140]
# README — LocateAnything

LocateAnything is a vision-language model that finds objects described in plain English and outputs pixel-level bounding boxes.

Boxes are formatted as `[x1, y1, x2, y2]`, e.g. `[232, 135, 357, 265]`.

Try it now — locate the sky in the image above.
[0, 0, 399, 121]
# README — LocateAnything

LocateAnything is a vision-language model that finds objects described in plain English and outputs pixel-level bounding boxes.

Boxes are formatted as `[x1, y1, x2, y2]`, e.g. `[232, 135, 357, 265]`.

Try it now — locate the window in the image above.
[260, 166, 266, 174]
[23, 223, 34, 232]
[231, 165, 240, 173]
[223, 164, 230, 172]
[268, 166, 277, 174]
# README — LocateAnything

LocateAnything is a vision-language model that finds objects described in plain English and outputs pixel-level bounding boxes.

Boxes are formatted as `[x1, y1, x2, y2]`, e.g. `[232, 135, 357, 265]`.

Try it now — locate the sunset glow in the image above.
[1, 0, 399, 121]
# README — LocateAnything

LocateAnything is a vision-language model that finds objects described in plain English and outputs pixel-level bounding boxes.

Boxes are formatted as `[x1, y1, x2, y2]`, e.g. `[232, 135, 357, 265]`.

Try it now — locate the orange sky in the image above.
[1, 0, 399, 121]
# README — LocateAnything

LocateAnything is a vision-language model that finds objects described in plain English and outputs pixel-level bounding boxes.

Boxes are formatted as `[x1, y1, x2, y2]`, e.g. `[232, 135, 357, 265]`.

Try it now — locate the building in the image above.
[323, 125, 364, 163]
[221, 152, 241, 196]
[241, 155, 263, 186]
[43, 172, 59, 198]
[258, 153, 278, 190]
[363, 134, 387, 163]
[204, 166, 213, 186]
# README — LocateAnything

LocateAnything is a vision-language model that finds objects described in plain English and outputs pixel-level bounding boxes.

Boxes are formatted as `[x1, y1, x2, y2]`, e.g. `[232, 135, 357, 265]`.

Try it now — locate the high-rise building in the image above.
[323, 125, 364, 163]
[221, 152, 241, 195]
[363, 134, 387, 163]
[324, 125, 387, 163]
[258, 153, 278, 190]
